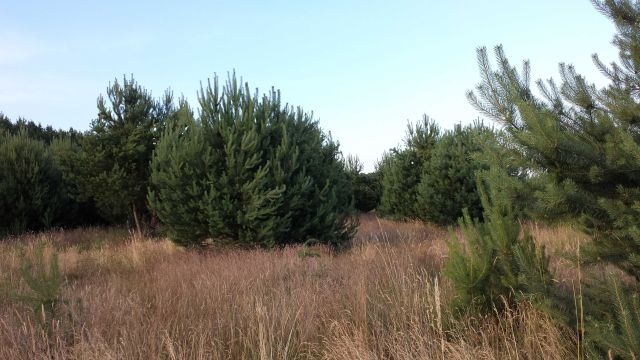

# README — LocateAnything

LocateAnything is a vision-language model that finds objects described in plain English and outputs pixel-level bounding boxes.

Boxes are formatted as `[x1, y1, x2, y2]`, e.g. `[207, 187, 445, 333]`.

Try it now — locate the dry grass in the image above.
[0, 215, 580, 359]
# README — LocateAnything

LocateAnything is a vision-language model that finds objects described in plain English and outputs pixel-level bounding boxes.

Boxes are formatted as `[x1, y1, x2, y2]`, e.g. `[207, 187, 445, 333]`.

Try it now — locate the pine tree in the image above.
[444, 175, 552, 314]
[585, 277, 640, 359]
[0, 132, 64, 235]
[345, 155, 381, 212]
[49, 137, 104, 227]
[80, 76, 175, 233]
[378, 116, 439, 219]
[467, 1, 640, 281]
[149, 73, 355, 248]
[148, 102, 211, 246]
[416, 121, 493, 225]
[11, 241, 64, 330]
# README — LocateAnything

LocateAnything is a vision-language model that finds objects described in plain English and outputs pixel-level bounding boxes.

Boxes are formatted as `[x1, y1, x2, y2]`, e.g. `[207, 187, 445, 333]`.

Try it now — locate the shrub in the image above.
[147, 105, 210, 246]
[352, 172, 381, 212]
[0, 132, 64, 236]
[149, 73, 355, 248]
[344, 155, 381, 212]
[79, 77, 175, 231]
[378, 116, 439, 219]
[417, 122, 493, 225]
[49, 137, 105, 227]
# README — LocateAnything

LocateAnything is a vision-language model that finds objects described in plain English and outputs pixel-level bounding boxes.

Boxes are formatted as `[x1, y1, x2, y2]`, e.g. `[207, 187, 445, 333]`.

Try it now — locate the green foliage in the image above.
[79, 76, 175, 226]
[148, 103, 210, 246]
[11, 241, 64, 329]
[416, 122, 493, 225]
[0, 112, 81, 144]
[149, 73, 355, 248]
[379, 117, 495, 224]
[587, 278, 640, 359]
[0, 117, 104, 236]
[345, 155, 381, 212]
[49, 137, 105, 227]
[0, 132, 65, 235]
[378, 116, 440, 219]
[473, 130, 547, 222]
[467, 1, 640, 281]
[444, 177, 551, 314]
[353, 172, 381, 212]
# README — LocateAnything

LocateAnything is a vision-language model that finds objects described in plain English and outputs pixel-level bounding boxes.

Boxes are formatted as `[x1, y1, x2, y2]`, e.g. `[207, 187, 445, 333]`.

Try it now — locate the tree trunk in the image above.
[132, 203, 142, 239]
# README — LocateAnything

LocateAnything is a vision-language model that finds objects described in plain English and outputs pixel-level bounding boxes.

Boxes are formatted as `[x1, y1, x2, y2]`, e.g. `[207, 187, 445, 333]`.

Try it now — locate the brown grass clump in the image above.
[0, 215, 578, 359]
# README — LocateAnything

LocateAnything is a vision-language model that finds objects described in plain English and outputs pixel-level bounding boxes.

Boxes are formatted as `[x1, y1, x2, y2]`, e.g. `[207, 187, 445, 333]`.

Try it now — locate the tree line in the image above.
[0, 74, 359, 247]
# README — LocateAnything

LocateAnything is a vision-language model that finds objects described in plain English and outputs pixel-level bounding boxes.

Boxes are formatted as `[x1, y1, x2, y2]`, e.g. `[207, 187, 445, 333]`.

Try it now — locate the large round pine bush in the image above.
[149, 74, 355, 248]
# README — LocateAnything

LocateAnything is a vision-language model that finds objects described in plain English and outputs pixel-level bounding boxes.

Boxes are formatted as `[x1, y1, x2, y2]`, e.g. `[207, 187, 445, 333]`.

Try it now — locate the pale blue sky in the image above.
[1, 0, 619, 171]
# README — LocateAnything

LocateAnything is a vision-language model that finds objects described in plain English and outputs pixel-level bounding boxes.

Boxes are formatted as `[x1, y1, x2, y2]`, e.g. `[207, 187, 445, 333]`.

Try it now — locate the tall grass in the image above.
[0, 216, 578, 359]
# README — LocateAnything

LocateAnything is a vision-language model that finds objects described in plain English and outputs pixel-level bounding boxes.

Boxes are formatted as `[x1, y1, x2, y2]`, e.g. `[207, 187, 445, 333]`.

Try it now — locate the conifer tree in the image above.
[0, 132, 64, 235]
[50, 136, 104, 227]
[0, 114, 102, 232]
[467, 0, 640, 281]
[444, 175, 551, 314]
[378, 116, 439, 219]
[80, 77, 175, 233]
[417, 122, 493, 225]
[345, 155, 381, 212]
[148, 102, 210, 246]
[149, 73, 355, 248]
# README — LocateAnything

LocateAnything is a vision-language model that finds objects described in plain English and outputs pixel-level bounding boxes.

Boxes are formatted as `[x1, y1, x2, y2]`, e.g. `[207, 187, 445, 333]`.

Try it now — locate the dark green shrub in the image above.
[417, 122, 493, 225]
[78, 77, 175, 231]
[148, 104, 210, 246]
[378, 116, 440, 219]
[49, 137, 105, 228]
[344, 155, 381, 212]
[149, 73, 355, 248]
[0, 132, 64, 235]
[352, 172, 381, 212]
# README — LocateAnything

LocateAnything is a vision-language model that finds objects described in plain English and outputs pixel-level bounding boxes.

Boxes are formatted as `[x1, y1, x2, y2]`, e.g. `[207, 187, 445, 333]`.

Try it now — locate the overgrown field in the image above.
[0, 215, 588, 359]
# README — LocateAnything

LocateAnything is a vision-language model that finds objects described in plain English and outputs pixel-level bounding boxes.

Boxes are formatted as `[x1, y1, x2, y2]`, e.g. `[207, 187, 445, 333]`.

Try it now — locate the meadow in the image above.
[0, 214, 588, 359]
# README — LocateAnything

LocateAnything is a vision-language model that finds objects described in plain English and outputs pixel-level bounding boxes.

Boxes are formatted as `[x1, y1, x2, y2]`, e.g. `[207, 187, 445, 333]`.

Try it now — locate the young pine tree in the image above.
[378, 116, 440, 219]
[80, 77, 175, 232]
[417, 121, 494, 225]
[147, 102, 210, 246]
[467, 1, 640, 282]
[444, 173, 552, 314]
[345, 155, 381, 212]
[149, 73, 355, 248]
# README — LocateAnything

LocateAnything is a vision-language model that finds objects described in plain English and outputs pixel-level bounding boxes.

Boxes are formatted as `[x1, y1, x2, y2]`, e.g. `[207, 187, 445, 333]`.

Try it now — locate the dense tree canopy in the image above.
[417, 122, 494, 225]
[378, 116, 440, 219]
[78, 77, 176, 231]
[0, 132, 64, 235]
[149, 74, 355, 248]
